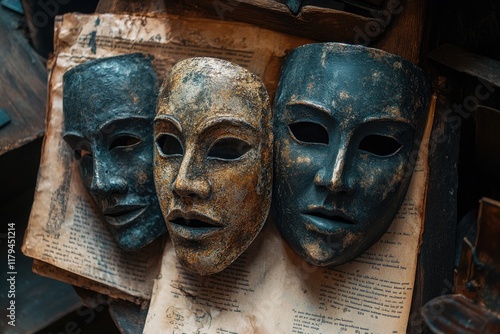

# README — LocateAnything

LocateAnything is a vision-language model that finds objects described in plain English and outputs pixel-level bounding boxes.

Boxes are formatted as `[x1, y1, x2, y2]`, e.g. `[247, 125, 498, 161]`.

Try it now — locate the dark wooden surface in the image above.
[96, 0, 166, 13]
[0, 141, 83, 333]
[97, 0, 390, 44]
[20, 0, 99, 58]
[108, 300, 149, 334]
[371, 2, 457, 333]
[373, 0, 428, 64]
[428, 44, 500, 87]
[407, 85, 460, 334]
[0, 7, 46, 156]
[0, 7, 89, 333]
[174, 0, 387, 44]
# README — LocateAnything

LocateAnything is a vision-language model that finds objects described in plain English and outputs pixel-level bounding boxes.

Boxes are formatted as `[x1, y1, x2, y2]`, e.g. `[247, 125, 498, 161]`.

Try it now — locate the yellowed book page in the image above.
[144, 99, 436, 332]
[21, 13, 312, 300]
[32, 260, 147, 305]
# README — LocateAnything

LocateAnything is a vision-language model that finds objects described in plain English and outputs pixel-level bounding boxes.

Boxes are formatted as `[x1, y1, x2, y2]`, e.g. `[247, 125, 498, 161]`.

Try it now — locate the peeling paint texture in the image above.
[62, 53, 166, 251]
[272, 43, 431, 266]
[154, 57, 273, 275]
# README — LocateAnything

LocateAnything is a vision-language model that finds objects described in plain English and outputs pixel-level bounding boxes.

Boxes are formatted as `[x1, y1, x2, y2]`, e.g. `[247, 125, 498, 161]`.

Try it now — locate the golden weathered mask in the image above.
[154, 57, 273, 275]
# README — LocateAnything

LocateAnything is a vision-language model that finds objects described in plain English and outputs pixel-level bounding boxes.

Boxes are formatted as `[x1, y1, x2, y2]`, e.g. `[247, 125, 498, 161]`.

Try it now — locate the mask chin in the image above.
[109, 213, 161, 251]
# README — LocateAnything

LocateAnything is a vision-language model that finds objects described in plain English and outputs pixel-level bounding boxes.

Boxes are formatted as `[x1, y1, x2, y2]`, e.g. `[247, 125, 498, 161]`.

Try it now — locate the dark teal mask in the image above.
[273, 43, 431, 266]
[62, 53, 166, 251]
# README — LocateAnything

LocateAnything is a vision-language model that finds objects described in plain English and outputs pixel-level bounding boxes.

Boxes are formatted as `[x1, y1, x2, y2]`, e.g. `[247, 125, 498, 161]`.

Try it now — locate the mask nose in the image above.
[90, 161, 128, 197]
[314, 145, 354, 196]
[172, 150, 211, 200]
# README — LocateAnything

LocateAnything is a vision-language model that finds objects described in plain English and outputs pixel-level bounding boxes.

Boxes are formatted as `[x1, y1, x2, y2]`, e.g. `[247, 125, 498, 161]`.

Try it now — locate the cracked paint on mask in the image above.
[272, 43, 431, 266]
[154, 57, 273, 275]
[62, 53, 166, 251]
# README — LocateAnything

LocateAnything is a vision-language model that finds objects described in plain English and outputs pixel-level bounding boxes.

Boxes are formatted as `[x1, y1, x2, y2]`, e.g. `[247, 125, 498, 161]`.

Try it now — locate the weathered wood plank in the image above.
[96, 0, 388, 44]
[0, 8, 46, 156]
[373, 0, 427, 64]
[96, 0, 165, 13]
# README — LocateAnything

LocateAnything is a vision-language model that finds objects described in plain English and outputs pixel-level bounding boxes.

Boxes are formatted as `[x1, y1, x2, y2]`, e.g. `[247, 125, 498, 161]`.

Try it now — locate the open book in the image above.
[21, 12, 312, 303]
[21, 12, 434, 332]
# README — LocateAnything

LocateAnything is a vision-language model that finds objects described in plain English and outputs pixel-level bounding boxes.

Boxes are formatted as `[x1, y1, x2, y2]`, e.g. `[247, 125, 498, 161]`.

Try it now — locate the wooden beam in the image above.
[0, 8, 46, 156]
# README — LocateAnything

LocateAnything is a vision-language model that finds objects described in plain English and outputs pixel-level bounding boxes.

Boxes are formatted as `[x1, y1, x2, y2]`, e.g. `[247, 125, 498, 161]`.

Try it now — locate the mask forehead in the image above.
[157, 58, 265, 132]
[63, 53, 158, 135]
[276, 43, 429, 126]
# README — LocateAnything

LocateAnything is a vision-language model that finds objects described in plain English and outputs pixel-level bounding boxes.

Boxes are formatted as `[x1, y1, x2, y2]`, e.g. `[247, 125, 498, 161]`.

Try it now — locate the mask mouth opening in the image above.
[305, 211, 355, 225]
[105, 206, 144, 217]
[171, 217, 219, 228]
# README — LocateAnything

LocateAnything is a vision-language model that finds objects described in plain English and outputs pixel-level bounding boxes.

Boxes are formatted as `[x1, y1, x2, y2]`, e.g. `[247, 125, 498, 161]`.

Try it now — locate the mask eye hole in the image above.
[110, 135, 141, 150]
[208, 138, 252, 160]
[74, 148, 91, 160]
[156, 134, 183, 157]
[358, 134, 402, 156]
[289, 122, 329, 145]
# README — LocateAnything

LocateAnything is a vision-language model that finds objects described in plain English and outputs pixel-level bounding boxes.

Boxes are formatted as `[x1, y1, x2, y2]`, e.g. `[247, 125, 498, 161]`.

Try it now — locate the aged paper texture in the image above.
[144, 100, 436, 332]
[22, 13, 311, 301]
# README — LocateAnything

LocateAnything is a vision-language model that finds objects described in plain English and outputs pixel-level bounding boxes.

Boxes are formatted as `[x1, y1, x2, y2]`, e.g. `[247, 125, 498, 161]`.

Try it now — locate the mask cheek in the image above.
[216, 166, 256, 221]
[377, 158, 410, 206]
[276, 139, 308, 184]
[78, 158, 93, 190]
[153, 160, 176, 208]
[358, 155, 407, 198]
